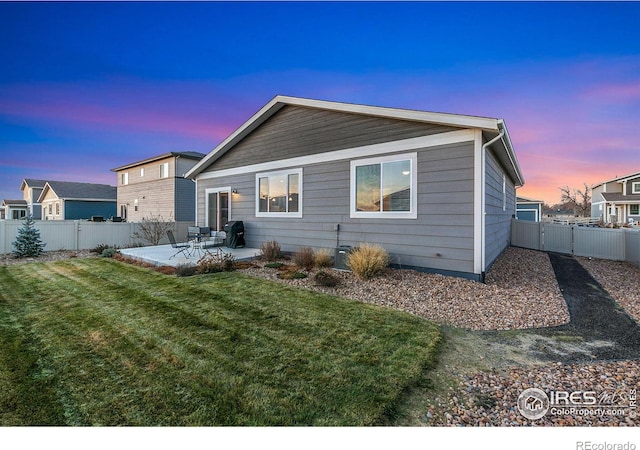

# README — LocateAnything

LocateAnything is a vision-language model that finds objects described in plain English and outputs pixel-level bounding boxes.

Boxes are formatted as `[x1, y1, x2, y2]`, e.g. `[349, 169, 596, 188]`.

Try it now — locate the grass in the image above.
[0, 258, 440, 426]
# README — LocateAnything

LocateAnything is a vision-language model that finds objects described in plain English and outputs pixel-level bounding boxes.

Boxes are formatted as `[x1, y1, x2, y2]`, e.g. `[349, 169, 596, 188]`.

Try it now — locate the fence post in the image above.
[0, 221, 5, 254]
[74, 220, 80, 251]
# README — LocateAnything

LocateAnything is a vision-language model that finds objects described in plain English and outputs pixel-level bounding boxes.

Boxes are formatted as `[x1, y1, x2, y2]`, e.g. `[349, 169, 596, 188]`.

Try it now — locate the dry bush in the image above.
[259, 240, 281, 262]
[197, 252, 236, 274]
[346, 244, 390, 280]
[314, 248, 334, 268]
[314, 271, 340, 287]
[293, 247, 315, 271]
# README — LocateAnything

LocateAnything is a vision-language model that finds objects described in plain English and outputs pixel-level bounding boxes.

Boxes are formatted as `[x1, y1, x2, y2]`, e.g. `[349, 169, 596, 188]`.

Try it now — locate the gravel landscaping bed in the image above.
[433, 359, 639, 426]
[240, 247, 569, 331]
[577, 257, 640, 324]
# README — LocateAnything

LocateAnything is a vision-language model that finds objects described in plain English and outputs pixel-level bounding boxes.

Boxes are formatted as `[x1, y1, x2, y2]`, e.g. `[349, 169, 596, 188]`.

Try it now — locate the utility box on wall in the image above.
[334, 245, 352, 270]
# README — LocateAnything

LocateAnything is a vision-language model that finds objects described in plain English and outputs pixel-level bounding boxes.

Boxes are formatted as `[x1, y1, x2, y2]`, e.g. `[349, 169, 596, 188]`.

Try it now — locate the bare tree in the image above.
[132, 213, 175, 246]
[559, 183, 591, 217]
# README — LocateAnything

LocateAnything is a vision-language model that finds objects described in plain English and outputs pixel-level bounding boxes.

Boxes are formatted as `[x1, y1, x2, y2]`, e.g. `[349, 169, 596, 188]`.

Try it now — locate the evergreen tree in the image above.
[12, 216, 46, 258]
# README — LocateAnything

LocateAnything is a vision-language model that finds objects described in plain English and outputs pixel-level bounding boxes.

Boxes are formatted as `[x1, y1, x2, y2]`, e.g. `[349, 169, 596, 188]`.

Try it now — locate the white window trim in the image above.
[502, 174, 507, 211]
[140, 168, 145, 177]
[205, 186, 232, 229]
[160, 162, 169, 178]
[255, 168, 303, 218]
[632, 182, 640, 194]
[122, 172, 129, 185]
[350, 152, 417, 219]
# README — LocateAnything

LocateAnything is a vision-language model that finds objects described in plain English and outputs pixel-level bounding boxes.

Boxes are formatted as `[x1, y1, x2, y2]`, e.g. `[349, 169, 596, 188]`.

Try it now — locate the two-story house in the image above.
[591, 171, 640, 224]
[111, 151, 205, 222]
[20, 178, 47, 219]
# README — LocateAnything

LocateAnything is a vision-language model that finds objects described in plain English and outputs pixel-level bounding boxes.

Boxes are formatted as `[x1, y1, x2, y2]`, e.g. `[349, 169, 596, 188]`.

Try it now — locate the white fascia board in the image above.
[277, 95, 502, 131]
[185, 96, 286, 179]
[186, 95, 502, 179]
[592, 171, 640, 189]
[497, 120, 525, 187]
[195, 129, 476, 181]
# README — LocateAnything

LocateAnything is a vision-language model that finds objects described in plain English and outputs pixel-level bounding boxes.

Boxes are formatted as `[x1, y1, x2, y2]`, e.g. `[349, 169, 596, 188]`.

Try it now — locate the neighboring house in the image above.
[1, 199, 27, 220]
[591, 171, 640, 224]
[186, 96, 524, 280]
[516, 196, 543, 222]
[111, 151, 205, 222]
[19, 178, 48, 219]
[38, 181, 117, 220]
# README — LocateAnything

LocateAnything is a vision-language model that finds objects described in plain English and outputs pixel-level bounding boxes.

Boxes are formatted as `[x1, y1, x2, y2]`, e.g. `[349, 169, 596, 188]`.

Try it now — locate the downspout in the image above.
[481, 128, 505, 276]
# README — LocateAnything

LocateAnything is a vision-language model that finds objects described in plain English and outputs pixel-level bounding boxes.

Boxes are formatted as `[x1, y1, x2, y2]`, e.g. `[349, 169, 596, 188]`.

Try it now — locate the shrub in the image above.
[259, 240, 281, 262]
[100, 248, 118, 258]
[277, 268, 308, 280]
[264, 262, 286, 269]
[92, 244, 111, 255]
[12, 216, 46, 258]
[132, 213, 175, 246]
[197, 252, 236, 274]
[175, 263, 197, 277]
[346, 244, 390, 280]
[314, 248, 334, 268]
[292, 247, 315, 271]
[314, 271, 340, 287]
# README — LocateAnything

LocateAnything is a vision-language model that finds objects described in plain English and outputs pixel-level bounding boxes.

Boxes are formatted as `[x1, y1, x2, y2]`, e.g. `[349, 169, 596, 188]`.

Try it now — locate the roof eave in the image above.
[186, 95, 507, 180]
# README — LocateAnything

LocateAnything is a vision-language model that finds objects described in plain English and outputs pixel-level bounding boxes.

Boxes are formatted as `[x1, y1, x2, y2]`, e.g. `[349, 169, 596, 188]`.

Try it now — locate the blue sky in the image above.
[1, 1, 639, 204]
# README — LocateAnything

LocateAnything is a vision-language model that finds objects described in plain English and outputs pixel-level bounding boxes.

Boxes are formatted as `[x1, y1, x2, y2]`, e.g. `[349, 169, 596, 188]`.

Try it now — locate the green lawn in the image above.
[0, 258, 440, 426]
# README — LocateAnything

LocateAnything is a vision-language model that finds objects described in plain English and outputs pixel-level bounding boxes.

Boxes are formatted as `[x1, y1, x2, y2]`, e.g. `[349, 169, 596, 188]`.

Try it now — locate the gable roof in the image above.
[37, 181, 117, 203]
[185, 95, 524, 186]
[20, 178, 48, 191]
[592, 171, 640, 189]
[517, 196, 544, 204]
[1, 199, 27, 207]
[111, 151, 206, 172]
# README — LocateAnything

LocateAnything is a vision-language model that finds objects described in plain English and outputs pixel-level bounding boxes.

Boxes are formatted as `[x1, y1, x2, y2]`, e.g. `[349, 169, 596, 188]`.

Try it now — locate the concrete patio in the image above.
[119, 243, 260, 267]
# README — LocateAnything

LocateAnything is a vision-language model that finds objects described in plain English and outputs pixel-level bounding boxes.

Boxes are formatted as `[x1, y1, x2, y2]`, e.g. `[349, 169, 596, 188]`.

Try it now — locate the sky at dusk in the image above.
[1, 1, 639, 205]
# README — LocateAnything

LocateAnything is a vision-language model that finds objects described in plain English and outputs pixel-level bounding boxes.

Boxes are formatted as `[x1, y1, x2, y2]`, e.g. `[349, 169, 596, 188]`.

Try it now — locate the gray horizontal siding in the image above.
[197, 141, 476, 274]
[484, 147, 516, 269]
[208, 105, 460, 172]
[174, 177, 196, 222]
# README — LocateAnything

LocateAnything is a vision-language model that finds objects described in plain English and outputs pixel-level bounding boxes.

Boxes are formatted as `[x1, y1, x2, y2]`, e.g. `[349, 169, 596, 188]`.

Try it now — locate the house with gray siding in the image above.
[38, 181, 116, 220]
[591, 171, 640, 224]
[111, 151, 205, 222]
[516, 196, 543, 222]
[186, 96, 524, 280]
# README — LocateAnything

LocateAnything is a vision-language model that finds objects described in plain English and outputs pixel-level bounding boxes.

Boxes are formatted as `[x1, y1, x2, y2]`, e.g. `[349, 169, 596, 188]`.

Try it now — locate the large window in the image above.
[631, 204, 639, 215]
[350, 153, 417, 219]
[256, 169, 302, 218]
[633, 182, 640, 194]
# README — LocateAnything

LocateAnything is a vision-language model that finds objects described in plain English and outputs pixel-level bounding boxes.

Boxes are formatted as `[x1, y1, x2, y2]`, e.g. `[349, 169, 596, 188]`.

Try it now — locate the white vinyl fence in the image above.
[0, 220, 193, 254]
[511, 219, 640, 267]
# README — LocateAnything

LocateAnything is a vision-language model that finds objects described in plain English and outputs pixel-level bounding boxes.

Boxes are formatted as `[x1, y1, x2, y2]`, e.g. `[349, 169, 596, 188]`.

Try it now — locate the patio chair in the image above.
[167, 230, 190, 259]
[202, 231, 227, 256]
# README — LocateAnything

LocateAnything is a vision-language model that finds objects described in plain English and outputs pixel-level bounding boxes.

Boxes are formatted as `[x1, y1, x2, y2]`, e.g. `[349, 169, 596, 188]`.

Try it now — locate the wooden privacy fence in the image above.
[0, 220, 193, 254]
[511, 219, 640, 266]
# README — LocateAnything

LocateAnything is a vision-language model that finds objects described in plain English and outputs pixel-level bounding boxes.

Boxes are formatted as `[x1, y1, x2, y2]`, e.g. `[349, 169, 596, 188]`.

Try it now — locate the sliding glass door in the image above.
[206, 188, 230, 231]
